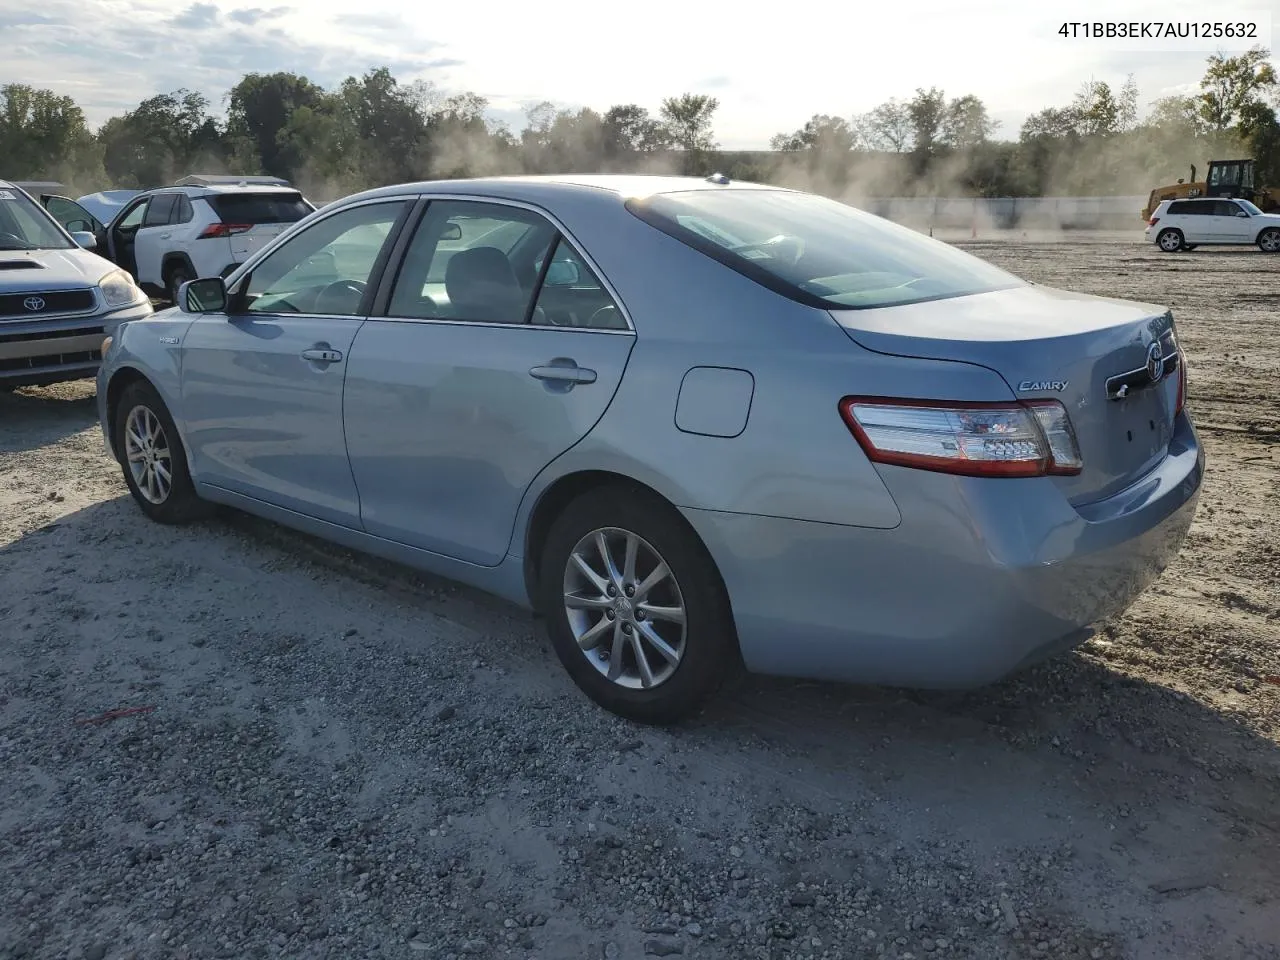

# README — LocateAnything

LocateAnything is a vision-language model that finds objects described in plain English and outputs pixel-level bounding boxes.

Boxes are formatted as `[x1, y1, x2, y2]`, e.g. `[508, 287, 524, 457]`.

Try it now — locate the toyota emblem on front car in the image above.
[23, 296, 46, 312]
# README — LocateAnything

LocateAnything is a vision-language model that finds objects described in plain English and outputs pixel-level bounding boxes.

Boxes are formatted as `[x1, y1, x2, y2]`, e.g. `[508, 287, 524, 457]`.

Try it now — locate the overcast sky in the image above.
[2, 0, 1275, 148]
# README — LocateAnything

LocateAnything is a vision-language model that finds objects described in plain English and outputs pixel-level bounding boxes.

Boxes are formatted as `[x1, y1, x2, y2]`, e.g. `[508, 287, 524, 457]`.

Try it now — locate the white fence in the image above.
[861, 196, 1148, 230]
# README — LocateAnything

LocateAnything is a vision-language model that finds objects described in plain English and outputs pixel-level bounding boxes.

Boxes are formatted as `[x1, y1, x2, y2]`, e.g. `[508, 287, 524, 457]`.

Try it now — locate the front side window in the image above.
[242, 200, 406, 316]
[117, 200, 148, 231]
[45, 197, 101, 234]
[0, 188, 73, 250]
[627, 189, 1024, 310]
[388, 200, 556, 323]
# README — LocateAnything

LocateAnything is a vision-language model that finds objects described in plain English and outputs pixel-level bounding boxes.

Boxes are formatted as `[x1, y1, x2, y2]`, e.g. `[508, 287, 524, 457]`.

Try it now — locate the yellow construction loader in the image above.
[1140, 158, 1278, 220]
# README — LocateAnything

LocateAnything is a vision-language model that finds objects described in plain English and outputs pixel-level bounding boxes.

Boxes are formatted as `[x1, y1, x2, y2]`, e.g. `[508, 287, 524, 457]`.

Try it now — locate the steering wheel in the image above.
[586, 305, 622, 329]
[315, 279, 367, 314]
[0, 232, 31, 249]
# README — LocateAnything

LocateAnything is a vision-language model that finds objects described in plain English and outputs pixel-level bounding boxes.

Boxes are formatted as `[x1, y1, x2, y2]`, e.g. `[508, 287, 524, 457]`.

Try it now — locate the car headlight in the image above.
[99, 270, 145, 308]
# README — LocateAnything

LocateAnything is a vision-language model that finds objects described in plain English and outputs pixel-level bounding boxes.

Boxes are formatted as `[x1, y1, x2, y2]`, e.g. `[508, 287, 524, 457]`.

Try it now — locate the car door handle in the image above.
[159, 233, 171, 240]
[301, 348, 343, 363]
[529, 362, 596, 384]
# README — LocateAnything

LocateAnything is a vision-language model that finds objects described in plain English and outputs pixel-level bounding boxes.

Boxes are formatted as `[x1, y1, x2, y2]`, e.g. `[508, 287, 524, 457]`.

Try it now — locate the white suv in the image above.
[45, 177, 316, 302]
[1145, 197, 1280, 253]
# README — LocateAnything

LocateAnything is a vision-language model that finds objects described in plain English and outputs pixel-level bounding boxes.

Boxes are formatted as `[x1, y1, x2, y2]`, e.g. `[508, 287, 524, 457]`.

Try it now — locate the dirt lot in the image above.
[1, 235, 1277, 960]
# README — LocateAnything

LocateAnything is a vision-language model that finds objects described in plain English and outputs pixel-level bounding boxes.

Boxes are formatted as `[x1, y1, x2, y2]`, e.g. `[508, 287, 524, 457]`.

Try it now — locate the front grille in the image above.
[0, 289, 97, 319]
[0, 325, 103, 344]
[0, 348, 101, 373]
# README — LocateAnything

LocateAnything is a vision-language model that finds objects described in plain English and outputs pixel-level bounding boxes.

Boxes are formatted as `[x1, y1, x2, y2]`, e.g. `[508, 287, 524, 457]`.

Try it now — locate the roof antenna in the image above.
[705, 172, 730, 185]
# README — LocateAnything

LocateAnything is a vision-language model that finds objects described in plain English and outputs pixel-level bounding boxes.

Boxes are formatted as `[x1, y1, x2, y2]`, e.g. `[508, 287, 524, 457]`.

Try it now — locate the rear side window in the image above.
[174, 195, 194, 224]
[627, 189, 1023, 310]
[209, 192, 312, 225]
[144, 194, 178, 226]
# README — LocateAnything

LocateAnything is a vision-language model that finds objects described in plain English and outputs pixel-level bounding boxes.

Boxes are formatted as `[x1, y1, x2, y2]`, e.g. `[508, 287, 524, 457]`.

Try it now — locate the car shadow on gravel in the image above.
[0, 380, 99, 452]
[5, 496, 1279, 959]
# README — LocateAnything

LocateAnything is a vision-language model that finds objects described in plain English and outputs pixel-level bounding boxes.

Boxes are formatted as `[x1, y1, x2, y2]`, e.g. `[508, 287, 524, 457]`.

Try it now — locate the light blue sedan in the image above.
[96, 175, 1204, 724]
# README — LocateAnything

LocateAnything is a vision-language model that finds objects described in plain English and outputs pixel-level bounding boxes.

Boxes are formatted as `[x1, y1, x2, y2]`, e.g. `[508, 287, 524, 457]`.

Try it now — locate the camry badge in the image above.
[1017, 380, 1069, 392]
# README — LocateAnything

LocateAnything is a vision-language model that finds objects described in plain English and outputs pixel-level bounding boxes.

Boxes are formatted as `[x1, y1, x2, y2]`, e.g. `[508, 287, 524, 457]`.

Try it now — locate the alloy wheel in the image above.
[562, 527, 688, 690]
[124, 404, 173, 504]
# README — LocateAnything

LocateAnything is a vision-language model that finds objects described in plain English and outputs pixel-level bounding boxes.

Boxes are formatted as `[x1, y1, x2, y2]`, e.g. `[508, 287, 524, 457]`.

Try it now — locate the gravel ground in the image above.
[1, 234, 1278, 960]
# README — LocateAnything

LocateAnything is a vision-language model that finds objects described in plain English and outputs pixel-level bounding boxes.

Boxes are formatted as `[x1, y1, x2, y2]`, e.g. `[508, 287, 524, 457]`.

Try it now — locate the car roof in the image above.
[139, 183, 303, 198]
[339, 173, 790, 207]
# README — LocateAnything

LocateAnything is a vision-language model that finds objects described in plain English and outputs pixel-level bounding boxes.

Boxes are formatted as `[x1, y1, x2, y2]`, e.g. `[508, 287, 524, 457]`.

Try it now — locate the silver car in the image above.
[96, 175, 1204, 723]
[0, 180, 152, 389]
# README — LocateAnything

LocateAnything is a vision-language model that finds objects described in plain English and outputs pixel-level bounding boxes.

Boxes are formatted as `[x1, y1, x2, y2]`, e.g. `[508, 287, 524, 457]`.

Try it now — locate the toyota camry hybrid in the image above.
[95, 174, 1204, 724]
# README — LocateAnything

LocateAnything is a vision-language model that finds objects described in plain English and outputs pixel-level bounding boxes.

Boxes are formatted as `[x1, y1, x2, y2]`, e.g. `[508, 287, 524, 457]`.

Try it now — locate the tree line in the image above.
[1, 46, 1276, 200]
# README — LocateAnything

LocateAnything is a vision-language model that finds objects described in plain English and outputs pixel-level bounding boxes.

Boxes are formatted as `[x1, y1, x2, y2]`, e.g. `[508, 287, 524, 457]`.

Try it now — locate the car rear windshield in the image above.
[626, 189, 1024, 310]
[0, 186, 73, 250]
[208, 192, 313, 224]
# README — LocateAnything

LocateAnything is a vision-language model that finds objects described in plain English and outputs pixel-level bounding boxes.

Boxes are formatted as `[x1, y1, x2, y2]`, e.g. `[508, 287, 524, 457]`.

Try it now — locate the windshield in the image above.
[627, 189, 1024, 309]
[1238, 199, 1263, 216]
[0, 187, 73, 250]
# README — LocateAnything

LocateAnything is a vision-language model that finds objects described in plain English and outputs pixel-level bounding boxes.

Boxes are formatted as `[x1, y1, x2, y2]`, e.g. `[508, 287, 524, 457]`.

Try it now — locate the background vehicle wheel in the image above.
[538, 485, 739, 725]
[1156, 229, 1184, 252]
[113, 380, 212, 524]
[165, 264, 192, 304]
[1258, 228, 1280, 253]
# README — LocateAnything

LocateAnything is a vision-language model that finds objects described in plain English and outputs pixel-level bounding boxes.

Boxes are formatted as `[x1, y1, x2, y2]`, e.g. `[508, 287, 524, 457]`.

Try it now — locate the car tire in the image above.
[1257, 228, 1280, 253]
[165, 263, 192, 305]
[113, 379, 212, 524]
[538, 484, 739, 725]
[1156, 229, 1184, 252]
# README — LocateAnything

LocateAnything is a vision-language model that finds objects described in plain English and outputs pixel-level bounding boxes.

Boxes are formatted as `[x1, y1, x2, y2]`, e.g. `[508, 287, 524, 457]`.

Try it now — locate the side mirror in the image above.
[182, 277, 227, 313]
[440, 222, 462, 241]
[544, 260, 580, 286]
[71, 231, 97, 249]
[1236, 211, 1249, 218]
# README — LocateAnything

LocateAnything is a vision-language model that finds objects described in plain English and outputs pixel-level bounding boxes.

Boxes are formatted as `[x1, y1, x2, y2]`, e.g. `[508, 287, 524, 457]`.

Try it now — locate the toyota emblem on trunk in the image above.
[23, 296, 46, 311]
[1146, 341, 1165, 383]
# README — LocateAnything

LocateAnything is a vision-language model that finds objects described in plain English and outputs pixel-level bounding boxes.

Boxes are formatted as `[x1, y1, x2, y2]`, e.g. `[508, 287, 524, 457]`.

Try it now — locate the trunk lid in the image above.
[830, 284, 1182, 505]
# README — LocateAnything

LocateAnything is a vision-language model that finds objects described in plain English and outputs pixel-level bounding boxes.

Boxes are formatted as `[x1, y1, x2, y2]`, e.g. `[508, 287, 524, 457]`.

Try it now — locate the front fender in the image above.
[99, 310, 197, 461]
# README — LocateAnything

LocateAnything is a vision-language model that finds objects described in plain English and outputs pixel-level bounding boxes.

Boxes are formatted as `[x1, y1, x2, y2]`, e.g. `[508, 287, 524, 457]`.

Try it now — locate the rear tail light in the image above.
[1175, 351, 1186, 415]
[198, 223, 252, 239]
[1147, 216, 1159, 226]
[839, 397, 1083, 478]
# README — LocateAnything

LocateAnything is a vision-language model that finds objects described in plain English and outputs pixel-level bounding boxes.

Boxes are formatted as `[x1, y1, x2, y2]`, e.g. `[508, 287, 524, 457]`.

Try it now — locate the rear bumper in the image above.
[682, 413, 1204, 689]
